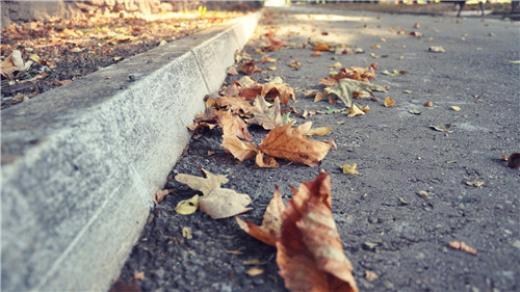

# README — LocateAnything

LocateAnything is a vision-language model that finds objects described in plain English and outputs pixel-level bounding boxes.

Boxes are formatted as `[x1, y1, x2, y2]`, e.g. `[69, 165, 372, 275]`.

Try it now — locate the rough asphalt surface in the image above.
[116, 6, 520, 291]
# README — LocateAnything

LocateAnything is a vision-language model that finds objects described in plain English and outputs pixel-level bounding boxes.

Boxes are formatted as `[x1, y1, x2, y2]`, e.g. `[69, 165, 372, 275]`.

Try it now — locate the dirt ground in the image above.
[0, 13, 242, 109]
[114, 5, 519, 292]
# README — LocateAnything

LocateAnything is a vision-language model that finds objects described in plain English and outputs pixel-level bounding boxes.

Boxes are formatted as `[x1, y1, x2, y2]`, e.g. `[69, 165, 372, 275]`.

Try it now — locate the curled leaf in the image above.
[216, 110, 252, 141]
[175, 170, 251, 219]
[383, 96, 396, 108]
[325, 78, 386, 108]
[247, 96, 284, 130]
[255, 151, 280, 168]
[347, 104, 365, 117]
[448, 240, 477, 255]
[236, 187, 285, 246]
[175, 195, 199, 215]
[276, 173, 358, 292]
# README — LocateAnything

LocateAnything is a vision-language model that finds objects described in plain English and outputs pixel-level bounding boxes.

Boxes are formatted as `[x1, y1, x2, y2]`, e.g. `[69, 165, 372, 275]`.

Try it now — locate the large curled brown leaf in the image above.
[236, 187, 285, 246]
[237, 173, 358, 292]
[206, 96, 255, 115]
[261, 77, 295, 105]
[259, 124, 331, 167]
[277, 173, 358, 292]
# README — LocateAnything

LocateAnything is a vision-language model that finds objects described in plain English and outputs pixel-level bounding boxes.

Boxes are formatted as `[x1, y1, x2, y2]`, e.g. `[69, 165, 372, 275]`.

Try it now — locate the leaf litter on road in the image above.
[237, 173, 358, 292]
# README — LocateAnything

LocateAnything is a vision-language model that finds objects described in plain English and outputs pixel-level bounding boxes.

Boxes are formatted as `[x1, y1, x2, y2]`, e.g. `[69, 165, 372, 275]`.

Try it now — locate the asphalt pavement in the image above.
[115, 6, 519, 292]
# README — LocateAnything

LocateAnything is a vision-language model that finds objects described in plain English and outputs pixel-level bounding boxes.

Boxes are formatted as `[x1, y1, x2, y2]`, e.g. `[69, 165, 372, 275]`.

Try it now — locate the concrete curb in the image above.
[1, 12, 261, 292]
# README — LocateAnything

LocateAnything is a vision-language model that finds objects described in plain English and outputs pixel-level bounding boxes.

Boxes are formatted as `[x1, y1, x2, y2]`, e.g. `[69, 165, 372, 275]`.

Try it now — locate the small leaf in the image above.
[465, 179, 485, 188]
[423, 100, 433, 107]
[347, 104, 365, 117]
[175, 195, 199, 215]
[341, 163, 359, 175]
[450, 105, 461, 112]
[246, 267, 264, 277]
[428, 46, 446, 53]
[448, 240, 477, 255]
[383, 96, 396, 108]
[182, 226, 193, 239]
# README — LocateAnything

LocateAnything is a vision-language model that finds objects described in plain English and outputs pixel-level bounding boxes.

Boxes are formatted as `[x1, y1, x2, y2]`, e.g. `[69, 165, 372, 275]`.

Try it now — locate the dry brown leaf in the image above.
[154, 189, 171, 204]
[263, 31, 285, 52]
[133, 271, 145, 281]
[255, 151, 280, 168]
[175, 169, 251, 219]
[276, 173, 358, 292]
[364, 270, 378, 282]
[297, 121, 332, 136]
[260, 55, 277, 63]
[288, 59, 302, 70]
[261, 77, 295, 105]
[259, 124, 332, 167]
[383, 96, 396, 108]
[216, 110, 252, 141]
[423, 100, 433, 107]
[347, 104, 365, 117]
[448, 240, 477, 255]
[1, 50, 28, 78]
[238, 60, 261, 75]
[236, 187, 285, 246]
[247, 96, 284, 130]
[222, 135, 257, 162]
[227, 66, 238, 76]
[206, 96, 255, 115]
[313, 41, 330, 52]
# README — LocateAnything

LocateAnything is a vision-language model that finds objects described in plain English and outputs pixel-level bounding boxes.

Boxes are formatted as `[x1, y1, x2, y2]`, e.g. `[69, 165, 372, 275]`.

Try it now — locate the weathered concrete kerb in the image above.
[1, 12, 260, 292]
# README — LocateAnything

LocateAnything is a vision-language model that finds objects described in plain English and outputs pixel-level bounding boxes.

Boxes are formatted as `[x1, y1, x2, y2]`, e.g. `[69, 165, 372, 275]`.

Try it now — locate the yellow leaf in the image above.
[383, 96, 396, 108]
[182, 226, 193, 239]
[347, 104, 365, 117]
[341, 163, 359, 175]
[450, 105, 461, 112]
[246, 267, 264, 277]
[175, 195, 199, 215]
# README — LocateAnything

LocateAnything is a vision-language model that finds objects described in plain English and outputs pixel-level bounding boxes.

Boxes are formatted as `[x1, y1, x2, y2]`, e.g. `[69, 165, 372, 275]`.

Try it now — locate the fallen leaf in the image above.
[311, 51, 322, 57]
[263, 31, 285, 52]
[182, 226, 193, 239]
[328, 64, 377, 82]
[133, 271, 145, 281]
[341, 163, 359, 175]
[331, 62, 343, 70]
[354, 47, 365, 54]
[288, 59, 302, 70]
[360, 105, 371, 113]
[325, 78, 386, 108]
[206, 96, 255, 115]
[449, 240, 477, 255]
[216, 110, 252, 141]
[297, 121, 333, 136]
[347, 104, 365, 117]
[383, 96, 396, 108]
[222, 135, 257, 161]
[247, 96, 284, 130]
[258, 124, 332, 167]
[261, 77, 295, 105]
[507, 153, 520, 169]
[509, 60, 520, 64]
[236, 187, 285, 246]
[381, 69, 407, 77]
[154, 189, 171, 204]
[175, 169, 251, 219]
[255, 151, 280, 168]
[246, 267, 264, 277]
[413, 22, 421, 29]
[175, 195, 199, 215]
[408, 108, 422, 115]
[416, 190, 430, 199]
[409, 31, 422, 37]
[238, 60, 261, 75]
[364, 270, 378, 282]
[276, 173, 358, 292]
[313, 41, 330, 52]
[428, 46, 446, 53]
[450, 105, 461, 112]
[430, 124, 453, 133]
[465, 179, 485, 188]
[227, 66, 238, 76]
[260, 55, 277, 63]
[1, 50, 28, 78]
[423, 100, 433, 107]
